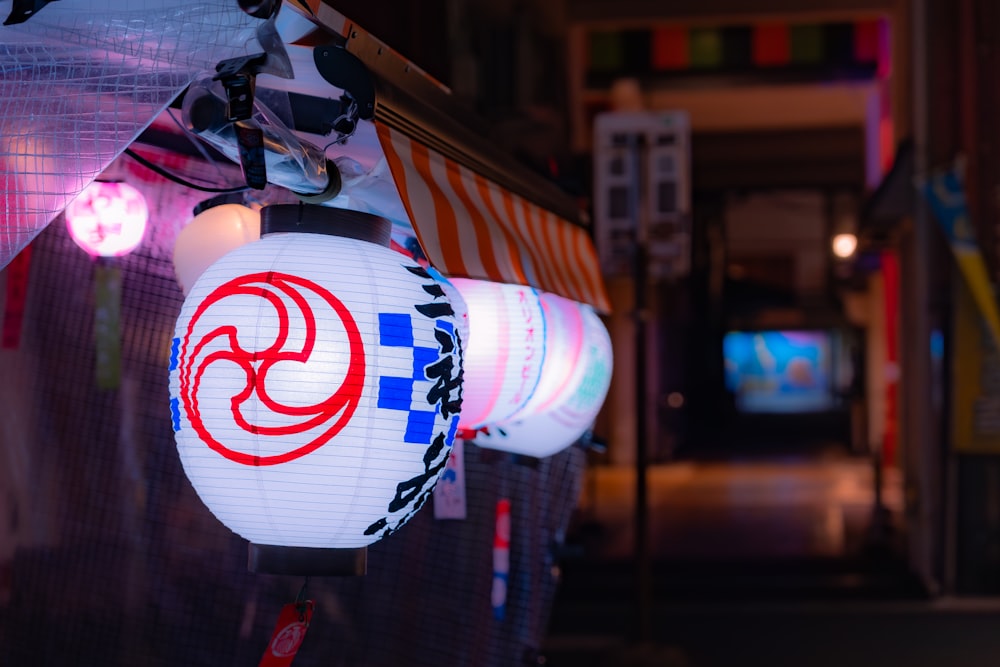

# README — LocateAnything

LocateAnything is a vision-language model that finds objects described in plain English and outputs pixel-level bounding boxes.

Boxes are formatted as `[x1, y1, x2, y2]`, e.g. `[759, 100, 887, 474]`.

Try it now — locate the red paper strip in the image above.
[2, 244, 32, 349]
[492, 498, 511, 620]
[881, 251, 899, 468]
[259, 601, 314, 667]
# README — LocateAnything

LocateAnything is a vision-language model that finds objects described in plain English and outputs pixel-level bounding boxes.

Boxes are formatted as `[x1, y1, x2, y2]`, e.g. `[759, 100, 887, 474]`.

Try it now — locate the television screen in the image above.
[723, 330, 835, 414]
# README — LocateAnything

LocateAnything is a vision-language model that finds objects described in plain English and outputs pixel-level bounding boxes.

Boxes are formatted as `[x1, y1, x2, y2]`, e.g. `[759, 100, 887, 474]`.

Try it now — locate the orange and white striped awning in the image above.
[377, 125, 611, 314]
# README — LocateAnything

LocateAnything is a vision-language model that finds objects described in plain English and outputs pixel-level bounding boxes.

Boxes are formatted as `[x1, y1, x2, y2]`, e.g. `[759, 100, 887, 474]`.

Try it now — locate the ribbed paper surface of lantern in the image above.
[168, 232, 464, 548]
[451, 278, 545, 430]
[474, 305, 613, 458]
[506, 292, 585, 422]
[428, 267, 470, 348]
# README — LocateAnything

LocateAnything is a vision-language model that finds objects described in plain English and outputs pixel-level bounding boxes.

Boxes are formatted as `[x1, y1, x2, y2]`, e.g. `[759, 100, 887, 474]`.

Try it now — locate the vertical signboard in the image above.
[592, 111, 691, 281]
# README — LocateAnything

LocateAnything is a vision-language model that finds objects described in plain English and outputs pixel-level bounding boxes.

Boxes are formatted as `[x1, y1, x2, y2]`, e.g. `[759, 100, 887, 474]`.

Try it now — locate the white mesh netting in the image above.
[0, 0, 263, 269]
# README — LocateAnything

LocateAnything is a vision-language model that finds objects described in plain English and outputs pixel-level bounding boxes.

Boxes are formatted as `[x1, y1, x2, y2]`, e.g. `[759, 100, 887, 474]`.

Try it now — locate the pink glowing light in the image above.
[450, 278, 546, 430]
[65, 181, 148, 257]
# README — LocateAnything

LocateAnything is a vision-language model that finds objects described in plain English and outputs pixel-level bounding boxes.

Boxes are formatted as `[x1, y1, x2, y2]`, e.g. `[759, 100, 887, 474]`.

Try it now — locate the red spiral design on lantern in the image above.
[178, 271, 365, 466]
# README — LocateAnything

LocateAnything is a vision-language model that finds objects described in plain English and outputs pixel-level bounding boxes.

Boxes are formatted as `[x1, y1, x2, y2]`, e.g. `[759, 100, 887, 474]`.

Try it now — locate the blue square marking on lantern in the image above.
[169, 397, 181, 433]
[404, 410, 436, 443]
[377, 373, 438, 443]
[378, 376, 413, 412]
[379, 312, 414, 347]
[376, 310, 452, 444]
[168, 337, 180, 372]
[413, 346, 437, 379]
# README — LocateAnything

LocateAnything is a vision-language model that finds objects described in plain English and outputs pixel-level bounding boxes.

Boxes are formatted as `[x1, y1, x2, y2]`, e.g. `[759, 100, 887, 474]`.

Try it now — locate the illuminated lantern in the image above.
[65, 181, 148, 257]
[427, 267, 470, 350]
[168, 205, 463, 561]
[508, 291, 585, 421]
[451, 278, 545, 430]
[173, 203, 260, 295]
[474, 304, 613, 458]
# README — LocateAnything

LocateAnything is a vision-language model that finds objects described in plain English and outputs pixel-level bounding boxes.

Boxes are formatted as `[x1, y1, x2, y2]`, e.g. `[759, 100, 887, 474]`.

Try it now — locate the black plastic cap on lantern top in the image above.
[248, 543, 368, 576]
[260, 204, 392, 247]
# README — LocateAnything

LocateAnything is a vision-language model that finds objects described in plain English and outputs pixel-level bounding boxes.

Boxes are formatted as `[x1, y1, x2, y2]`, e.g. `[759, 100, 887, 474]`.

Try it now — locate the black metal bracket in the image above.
[233, 122, 267, 190]
[313, 45, 376, 122]
[4, 0, 55, 25]
[214, 53, 269, 122]
[286, 92, 351, 137]
[213, 54, 270, 189]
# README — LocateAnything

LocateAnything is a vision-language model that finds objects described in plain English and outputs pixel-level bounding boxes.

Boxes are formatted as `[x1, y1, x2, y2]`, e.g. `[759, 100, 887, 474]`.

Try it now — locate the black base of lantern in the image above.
[260, 203, 391, 247]
[248, 543, 368, 576]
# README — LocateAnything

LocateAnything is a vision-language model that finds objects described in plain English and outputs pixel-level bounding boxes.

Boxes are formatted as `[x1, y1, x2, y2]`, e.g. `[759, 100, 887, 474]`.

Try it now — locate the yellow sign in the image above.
[952, 278, 1000, 453]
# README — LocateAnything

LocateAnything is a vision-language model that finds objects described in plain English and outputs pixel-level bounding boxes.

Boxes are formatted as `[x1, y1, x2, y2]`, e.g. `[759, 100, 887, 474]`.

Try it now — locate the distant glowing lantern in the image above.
[168, 205, 463, 556]
[65, 181, 148, 257]
[474, 304, 613, 458]
[451, 278, 545, 430]
[173, 203, 260, 295]
[832, 233, 858, 259]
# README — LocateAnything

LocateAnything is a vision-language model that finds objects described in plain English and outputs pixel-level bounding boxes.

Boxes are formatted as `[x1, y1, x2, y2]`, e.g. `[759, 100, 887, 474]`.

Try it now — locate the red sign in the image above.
[259, 601, 314, 667]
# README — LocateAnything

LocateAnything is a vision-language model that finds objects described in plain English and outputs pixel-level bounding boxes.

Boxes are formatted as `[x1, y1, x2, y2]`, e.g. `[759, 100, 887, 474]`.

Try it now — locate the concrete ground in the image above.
[541, 452, 1000, 667]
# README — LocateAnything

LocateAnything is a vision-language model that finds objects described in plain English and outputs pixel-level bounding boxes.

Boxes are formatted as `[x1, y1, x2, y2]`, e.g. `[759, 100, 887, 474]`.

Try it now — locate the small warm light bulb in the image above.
[173, 204, 260, 295]
[832, 233, 858, 259]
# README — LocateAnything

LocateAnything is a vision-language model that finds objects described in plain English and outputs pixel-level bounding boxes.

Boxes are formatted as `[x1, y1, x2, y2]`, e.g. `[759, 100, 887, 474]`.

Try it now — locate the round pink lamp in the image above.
[65, 181, 148, 257]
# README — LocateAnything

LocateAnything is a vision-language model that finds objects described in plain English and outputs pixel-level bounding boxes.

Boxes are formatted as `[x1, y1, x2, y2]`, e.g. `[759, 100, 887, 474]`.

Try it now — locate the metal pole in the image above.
[904, 0, 940, 593]
[634, 251, 651, 642]
[632, 131, 652, 643]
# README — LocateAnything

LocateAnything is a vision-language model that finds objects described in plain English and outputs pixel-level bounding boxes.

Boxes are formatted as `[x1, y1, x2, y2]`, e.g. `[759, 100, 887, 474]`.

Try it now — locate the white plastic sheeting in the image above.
[0, 0, 263, 269]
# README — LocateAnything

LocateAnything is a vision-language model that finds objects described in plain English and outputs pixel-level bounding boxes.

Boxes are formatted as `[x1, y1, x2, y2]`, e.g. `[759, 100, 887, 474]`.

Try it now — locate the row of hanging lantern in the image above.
[450, 277, 613, 457]
[167, 201, 612, 558]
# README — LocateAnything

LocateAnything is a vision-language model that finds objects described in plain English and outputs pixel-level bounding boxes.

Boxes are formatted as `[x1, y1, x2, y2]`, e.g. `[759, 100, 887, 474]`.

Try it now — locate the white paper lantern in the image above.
[506, 291, 585, 421]
[428, 267, 470, 349]
[451, 278, 545, 430]
[169, 211, 463, 549]
[173, 203, 260, 295]
[474, 304, 613, 458]
[65, 181, 148, 257]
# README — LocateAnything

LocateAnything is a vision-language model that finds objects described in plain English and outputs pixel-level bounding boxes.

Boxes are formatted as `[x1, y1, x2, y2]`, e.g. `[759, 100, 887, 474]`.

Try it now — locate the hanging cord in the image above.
[294, 576, 311, 621]
[123, 148, 250, 194]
